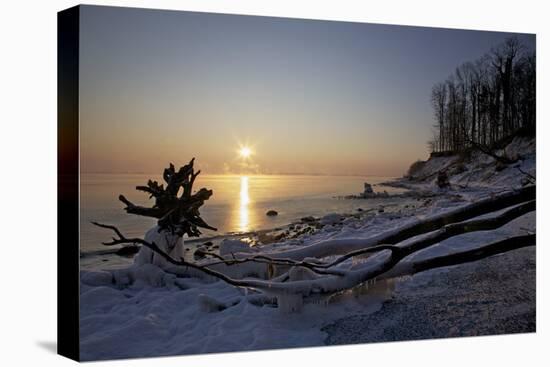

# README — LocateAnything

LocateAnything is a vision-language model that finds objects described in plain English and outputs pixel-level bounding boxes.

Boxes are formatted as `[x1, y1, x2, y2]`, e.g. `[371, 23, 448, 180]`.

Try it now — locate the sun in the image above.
[239, 146, 252, 159]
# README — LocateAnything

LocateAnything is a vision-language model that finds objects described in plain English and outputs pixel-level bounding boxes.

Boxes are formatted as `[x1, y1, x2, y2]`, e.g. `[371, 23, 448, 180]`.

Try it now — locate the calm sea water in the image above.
[80, 174, 404, 253]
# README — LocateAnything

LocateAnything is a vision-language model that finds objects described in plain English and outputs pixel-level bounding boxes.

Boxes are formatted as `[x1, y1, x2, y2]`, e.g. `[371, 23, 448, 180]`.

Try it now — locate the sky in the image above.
[79, 5, 535, 176]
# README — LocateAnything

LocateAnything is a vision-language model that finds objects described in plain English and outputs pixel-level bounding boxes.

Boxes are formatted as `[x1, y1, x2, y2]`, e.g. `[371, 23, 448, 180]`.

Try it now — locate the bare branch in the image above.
[271, 185, 535, 261]
[91, 221, 252, 288]
[410, 234, 535, 274]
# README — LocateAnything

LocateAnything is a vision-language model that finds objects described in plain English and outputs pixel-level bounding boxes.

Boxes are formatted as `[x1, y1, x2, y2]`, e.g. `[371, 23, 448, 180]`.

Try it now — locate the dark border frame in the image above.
[58, 5, 80, 361]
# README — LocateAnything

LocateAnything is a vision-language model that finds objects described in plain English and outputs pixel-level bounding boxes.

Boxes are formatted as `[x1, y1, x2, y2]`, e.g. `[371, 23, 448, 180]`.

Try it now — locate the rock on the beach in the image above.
[116, 245, 140, 257]
[266, 210, 278, 216]
[193, 247, 207, 260]
[300, 216, 316, 223]
[364, 182, 374, 194]
[320, 213, 343, 225]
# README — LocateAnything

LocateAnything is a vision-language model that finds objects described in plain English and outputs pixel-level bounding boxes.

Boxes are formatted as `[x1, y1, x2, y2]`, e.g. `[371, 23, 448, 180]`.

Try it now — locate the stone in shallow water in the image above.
[300, 216, 316, 223]
[116, 245, 139, 256]
[364, 182, 374, 194]
[266, 210, 278, 216]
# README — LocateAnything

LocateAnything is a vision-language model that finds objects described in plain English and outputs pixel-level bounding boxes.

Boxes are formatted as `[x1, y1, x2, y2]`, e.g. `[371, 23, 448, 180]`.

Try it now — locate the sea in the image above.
[80, 173, 405, 255]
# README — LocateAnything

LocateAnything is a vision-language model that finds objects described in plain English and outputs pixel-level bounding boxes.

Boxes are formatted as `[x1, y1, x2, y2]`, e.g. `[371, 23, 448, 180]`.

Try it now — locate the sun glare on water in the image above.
[239, 176, 250, 232]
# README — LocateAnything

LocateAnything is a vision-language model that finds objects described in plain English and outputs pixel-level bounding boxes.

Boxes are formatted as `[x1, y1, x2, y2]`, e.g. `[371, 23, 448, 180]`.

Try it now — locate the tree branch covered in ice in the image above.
[93, 185, 535, 312]
[264, 185, 534, 261]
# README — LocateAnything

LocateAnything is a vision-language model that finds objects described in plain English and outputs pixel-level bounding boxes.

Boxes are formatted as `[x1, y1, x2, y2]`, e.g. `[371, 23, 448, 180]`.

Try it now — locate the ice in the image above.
[219, 238, 252, 256]
[134, 226, 184, 270]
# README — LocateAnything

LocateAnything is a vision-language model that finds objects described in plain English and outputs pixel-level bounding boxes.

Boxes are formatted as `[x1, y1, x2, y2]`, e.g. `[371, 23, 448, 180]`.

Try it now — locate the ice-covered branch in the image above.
[267, 185, 534, 261]
[93, 191, 535, 313]
[92, 221, 259, 288]
[388, 234, 536, 278]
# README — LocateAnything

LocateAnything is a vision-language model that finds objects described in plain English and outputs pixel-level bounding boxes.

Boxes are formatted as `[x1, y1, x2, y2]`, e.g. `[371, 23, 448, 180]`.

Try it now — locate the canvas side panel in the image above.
[57, 5, 80, 362]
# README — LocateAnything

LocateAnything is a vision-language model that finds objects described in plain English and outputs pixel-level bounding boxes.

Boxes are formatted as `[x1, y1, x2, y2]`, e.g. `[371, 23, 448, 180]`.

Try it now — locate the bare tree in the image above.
[428, 37, 535, 153]
[431, 82, 447, 151]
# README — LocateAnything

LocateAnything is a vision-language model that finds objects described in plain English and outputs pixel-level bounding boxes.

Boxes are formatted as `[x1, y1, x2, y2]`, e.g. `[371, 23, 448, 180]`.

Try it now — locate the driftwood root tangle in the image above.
[117, 159, 217, 237]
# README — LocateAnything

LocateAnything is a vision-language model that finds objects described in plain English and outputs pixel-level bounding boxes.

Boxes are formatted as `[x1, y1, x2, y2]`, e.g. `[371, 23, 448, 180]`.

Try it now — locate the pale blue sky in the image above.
[79, 5, 535, 176]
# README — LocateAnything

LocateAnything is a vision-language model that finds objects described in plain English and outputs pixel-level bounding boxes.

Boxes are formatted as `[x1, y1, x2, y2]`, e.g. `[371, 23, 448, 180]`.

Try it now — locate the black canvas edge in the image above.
[58, 5, 80, 362]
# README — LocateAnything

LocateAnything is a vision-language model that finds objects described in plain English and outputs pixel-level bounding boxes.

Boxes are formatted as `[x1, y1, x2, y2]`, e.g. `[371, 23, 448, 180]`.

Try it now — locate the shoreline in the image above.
[80, 181, 416, 268]
[80, 176, 516, 270]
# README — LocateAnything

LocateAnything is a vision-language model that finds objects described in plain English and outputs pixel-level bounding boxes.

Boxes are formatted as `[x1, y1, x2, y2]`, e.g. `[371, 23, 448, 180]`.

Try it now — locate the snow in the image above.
[80, 271, 386, 360]
[79, 136, 535, 360]
[134, 226, 184, 270]
[219, 238, 252, 256]
[80, 195, 534, 359]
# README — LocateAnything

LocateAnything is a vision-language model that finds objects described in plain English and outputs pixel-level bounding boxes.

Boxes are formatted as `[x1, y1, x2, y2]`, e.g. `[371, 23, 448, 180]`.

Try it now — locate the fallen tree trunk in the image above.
[201, 199, 534, 274]
[391, 234, 535, 277]
[93, 185, 535, 312]
[267, 185, 534, 261]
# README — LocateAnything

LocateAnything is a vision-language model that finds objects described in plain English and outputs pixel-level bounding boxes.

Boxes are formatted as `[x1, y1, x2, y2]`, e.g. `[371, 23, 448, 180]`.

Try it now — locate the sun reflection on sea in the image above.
[239, 176, 250, 232]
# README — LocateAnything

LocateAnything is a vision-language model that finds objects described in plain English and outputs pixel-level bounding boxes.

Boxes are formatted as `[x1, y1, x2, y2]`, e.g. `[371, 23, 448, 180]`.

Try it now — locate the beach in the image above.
[79, 135, 536, 360]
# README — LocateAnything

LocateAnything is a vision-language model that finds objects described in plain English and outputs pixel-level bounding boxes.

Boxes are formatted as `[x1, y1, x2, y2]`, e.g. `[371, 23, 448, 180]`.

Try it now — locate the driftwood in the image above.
[198, 199, 534, 274]
[267, 185, 534, 261]
[409, 234, 535, 274]
[117, 159, 217, 237]
[93, 185, 535, 311]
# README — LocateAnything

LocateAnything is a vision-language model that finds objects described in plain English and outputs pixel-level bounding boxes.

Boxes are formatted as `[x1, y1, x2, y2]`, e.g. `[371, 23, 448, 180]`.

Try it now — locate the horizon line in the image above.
[80, 171, 402, 178]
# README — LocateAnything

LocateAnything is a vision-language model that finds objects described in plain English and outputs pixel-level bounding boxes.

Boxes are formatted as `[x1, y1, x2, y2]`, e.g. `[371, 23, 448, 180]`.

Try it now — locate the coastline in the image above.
[80, 181, 412, 270]
[79, 134, 536, 359]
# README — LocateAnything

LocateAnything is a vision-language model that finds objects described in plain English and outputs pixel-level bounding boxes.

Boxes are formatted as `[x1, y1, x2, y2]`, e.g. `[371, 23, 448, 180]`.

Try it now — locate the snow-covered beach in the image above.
[79, 136, 535, 361]
[324, 245, 535, 344]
